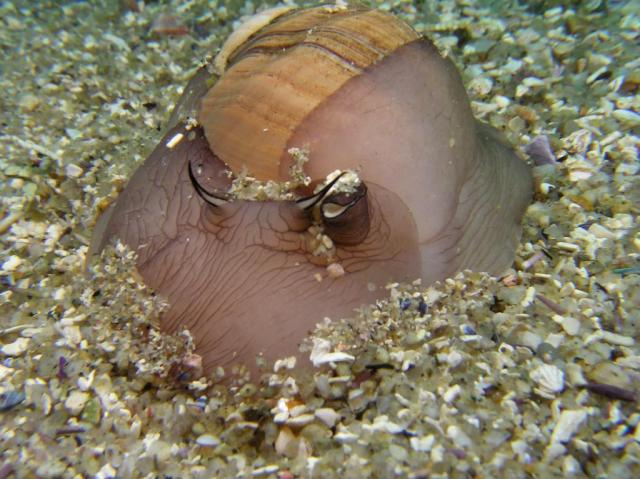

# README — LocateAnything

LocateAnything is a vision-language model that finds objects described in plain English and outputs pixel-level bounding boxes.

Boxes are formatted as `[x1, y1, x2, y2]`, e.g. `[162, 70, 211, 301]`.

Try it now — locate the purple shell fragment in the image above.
[525, 135, 557, 166]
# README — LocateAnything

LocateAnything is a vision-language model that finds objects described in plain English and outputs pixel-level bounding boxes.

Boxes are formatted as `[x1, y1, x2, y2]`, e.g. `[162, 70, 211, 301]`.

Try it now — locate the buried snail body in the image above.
[91, 5, 533, 376]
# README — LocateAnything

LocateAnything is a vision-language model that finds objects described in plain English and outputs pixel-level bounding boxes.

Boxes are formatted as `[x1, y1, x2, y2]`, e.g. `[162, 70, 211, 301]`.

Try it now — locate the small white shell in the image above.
[530, 364, 565, 397]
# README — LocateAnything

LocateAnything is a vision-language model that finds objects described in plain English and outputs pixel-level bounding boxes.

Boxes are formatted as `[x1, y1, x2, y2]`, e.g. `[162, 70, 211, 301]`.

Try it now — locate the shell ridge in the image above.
[230, 26, 390, 70]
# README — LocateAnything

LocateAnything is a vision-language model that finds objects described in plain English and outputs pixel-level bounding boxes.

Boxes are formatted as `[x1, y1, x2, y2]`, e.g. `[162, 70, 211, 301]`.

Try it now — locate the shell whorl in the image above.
[198, 7, 420, 181]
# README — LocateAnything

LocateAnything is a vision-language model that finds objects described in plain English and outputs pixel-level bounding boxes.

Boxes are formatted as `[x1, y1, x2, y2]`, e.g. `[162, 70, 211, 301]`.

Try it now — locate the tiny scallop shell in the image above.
[530, 364, 565, 395]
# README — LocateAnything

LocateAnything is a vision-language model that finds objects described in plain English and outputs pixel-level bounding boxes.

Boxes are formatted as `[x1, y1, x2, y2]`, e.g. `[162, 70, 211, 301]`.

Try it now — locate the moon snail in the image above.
[90, 6, 533, 377]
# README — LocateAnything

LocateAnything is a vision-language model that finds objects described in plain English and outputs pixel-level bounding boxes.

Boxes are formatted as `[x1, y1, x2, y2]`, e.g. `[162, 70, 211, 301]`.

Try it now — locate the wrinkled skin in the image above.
[283, 40, 533, 283]
[92, 124, 421, 372]
[91, 37, 532, 377]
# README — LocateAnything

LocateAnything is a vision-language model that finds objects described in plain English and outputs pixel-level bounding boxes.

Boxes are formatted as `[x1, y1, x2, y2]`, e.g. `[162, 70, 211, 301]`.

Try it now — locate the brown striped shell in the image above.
[198, 6, 420, 181]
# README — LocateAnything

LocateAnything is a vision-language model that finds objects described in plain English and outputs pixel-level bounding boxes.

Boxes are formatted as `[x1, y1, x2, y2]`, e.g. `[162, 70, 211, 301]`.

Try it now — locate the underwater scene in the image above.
[0, 0, 639, 477]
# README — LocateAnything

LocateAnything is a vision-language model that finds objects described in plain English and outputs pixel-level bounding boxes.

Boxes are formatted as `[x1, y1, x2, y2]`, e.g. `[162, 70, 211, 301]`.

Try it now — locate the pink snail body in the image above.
[91, 6, 532, 376]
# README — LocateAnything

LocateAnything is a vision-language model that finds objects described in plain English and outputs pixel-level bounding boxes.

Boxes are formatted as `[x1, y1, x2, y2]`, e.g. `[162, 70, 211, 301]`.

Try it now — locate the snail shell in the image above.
[91, 5, 532, 376]
[200, 6, 419, 181]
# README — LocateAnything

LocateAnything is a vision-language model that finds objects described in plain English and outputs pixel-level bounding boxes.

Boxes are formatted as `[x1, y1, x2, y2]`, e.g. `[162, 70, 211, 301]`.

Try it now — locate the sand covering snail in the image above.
[91, 5, 533, 376]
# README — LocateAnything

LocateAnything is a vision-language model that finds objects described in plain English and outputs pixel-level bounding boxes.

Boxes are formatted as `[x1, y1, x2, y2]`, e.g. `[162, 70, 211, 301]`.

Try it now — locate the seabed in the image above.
[0, 0, 639, 478]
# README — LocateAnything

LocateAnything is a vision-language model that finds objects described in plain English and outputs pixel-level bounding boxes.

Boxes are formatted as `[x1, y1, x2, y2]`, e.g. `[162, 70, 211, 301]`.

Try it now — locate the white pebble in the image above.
[556, 241, 580, 253]
[410, 435, 435, 452]
[545, 333, 565, 348]
[523, 76, 545, 87]
[65, 163, 83, 178]
[196, 434, 220, 447]
[326, 262, 345, 278]
[77, 369, 96, 391]
[613, 109, 640, 126]
[446, 350, 464, 368]
[252, 465, 279, 476]
[446, 425, 472, 449]
[468, 76, 493, 96]
[96, 464, 117, 479]
[521, 287, 536, 307]
[443, 384, 462, 404]
[362, 415, 404, 434]
[309, 338, 354, 367]
[315, 408, 340, 428]
[557, 315, 581, 336]
[1, 337, 30, 356]
[563, 455, 582, 475]
[334, 429, 358, 443]
[288, 404, 308, 418]
[588, 223, 617, 240]
[601, 331, 634, 347]
[2, 255, 23, 272]
[286, 413, 314, 427]
[494, 95, 511, 108]
[520, 331, 542, 350]
[544, 442, 566, 462]
[273, 356, 296, 372]
[65, 390, 89, 415]
[551, 409, 589, 444]
[275, 426, 297, 455]
[0, 365, 13, 381]
[60, 313, 88, 326]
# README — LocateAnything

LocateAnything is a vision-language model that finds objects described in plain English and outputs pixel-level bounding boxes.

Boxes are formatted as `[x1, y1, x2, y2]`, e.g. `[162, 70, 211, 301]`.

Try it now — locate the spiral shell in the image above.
[199, 6, 420, 181]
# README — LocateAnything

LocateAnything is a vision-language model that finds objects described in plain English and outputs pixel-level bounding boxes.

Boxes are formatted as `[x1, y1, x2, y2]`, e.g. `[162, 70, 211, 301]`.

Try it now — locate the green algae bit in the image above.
[613, 266, 640, 276]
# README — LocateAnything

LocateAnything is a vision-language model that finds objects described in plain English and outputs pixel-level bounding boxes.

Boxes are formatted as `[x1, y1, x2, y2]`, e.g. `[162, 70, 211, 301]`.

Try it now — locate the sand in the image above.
[1, 0, 639, 477]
